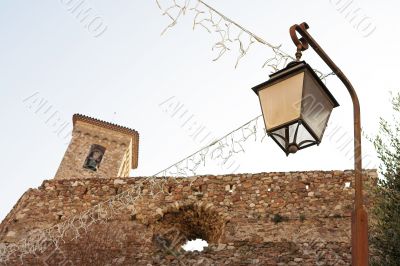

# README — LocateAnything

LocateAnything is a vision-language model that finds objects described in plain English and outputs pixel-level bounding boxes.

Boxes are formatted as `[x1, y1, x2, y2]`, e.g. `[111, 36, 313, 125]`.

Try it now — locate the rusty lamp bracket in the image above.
[290, 22, 310, 61]
[288, 22, 368, 266]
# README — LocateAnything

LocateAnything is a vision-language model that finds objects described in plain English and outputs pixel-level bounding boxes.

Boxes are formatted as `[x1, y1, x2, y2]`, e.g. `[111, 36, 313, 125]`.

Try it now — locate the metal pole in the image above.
[289, 22, 368, 265]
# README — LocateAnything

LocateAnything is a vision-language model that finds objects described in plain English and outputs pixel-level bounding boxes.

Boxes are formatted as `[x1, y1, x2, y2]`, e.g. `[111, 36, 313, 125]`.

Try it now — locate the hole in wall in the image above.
[305, 184, 309, 190]
[153, 204, 225, 254]
[182, 238, 209, 252]
[344, 182, 351, 188]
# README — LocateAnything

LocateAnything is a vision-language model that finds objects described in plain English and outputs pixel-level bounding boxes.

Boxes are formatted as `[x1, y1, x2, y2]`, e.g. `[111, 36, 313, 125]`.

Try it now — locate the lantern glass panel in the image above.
[301, 71, 335, 140]
[258, 72, 304, 130]
[289, 122, 316, 147]
[297, 124, 317, 148]
[270, 127, 287, 150]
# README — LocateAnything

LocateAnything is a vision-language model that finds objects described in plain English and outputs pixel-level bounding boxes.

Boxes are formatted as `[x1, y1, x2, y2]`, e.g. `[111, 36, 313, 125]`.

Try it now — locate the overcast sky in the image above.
[0, 0, 399, 220]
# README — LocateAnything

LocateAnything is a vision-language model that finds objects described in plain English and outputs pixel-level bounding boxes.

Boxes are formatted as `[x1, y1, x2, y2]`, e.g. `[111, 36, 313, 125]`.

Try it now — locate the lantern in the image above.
[252, 61, 339, 155]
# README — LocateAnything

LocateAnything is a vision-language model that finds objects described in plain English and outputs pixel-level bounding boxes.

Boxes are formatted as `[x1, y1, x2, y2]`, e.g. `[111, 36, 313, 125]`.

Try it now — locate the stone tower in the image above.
[54, 114, 139, 180]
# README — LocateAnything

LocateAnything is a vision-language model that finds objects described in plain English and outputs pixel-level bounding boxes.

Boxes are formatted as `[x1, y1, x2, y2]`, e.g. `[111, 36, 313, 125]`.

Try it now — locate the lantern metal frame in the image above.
[268, 119, 319, 155]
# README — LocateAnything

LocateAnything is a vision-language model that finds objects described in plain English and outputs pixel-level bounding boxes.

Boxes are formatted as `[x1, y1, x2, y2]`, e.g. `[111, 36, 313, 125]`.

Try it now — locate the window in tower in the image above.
[83, 144, 106, 171]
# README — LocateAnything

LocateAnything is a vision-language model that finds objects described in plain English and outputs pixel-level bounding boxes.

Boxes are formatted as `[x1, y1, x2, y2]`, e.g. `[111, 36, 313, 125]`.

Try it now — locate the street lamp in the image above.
[251, 22, 368, 265]
[252, 61, 339, 155]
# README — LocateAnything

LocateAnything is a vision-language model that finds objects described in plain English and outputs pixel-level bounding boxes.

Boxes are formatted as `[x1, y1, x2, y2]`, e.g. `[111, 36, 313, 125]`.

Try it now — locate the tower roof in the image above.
[72, 114, 139, 169]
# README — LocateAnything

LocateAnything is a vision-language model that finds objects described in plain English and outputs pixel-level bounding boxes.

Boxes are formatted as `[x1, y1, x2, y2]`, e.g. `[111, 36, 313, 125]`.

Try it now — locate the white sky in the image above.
[182, 239, 208, 252]
[0, 0, 399, 221]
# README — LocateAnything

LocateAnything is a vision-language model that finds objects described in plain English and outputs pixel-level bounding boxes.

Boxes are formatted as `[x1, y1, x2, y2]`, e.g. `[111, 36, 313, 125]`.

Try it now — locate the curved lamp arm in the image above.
[289, 22, 367, 266]
[290, 22, 362, 208]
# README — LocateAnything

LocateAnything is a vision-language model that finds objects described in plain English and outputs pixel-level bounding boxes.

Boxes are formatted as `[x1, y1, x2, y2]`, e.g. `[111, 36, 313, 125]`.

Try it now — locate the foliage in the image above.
[370, 92, 400, 265]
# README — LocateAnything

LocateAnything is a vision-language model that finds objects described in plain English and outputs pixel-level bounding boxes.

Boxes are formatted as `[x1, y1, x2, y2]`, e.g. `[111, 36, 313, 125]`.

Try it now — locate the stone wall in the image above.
[0, 170, 377, 265]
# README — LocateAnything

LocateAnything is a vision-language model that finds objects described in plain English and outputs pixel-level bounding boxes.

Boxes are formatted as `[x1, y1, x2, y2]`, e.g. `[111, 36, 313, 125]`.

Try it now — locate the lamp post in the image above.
[251, 22, 368, 265]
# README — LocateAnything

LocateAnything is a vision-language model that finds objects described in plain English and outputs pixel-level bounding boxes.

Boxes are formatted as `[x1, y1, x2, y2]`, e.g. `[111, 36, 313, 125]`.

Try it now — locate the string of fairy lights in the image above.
[153, 115, 266, 177]
[157, 0, 292, 71]
[155, 0, 333, 79]
[0, 0, 334, 263]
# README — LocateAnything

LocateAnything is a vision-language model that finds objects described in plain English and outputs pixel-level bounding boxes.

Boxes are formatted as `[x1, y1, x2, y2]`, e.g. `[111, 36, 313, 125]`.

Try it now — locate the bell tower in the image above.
[54, 114, 139, 180]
